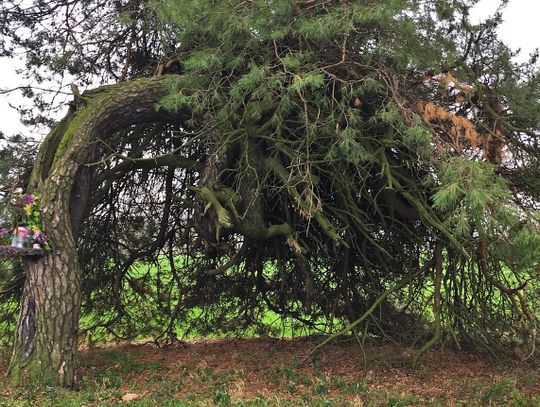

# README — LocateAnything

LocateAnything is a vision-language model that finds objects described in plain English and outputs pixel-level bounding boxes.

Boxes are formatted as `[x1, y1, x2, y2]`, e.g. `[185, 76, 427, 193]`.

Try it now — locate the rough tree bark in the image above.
[7, 76, 177, 387]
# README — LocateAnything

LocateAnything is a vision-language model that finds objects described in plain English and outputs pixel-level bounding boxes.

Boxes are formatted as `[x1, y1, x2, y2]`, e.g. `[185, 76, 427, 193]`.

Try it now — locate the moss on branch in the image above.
[199, 187, 233, 231]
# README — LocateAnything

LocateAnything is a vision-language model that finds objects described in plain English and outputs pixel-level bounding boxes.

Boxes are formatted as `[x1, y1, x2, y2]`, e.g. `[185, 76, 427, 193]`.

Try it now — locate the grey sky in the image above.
[1, 0, 539, 138]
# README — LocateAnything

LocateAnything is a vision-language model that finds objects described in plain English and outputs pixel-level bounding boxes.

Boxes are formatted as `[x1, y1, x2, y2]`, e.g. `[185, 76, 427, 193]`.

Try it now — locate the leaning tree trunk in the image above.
[7, 76, 177, 387]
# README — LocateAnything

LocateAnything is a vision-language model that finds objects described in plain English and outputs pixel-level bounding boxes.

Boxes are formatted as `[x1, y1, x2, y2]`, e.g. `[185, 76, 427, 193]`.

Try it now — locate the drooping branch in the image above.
[95, 154, 201, 184]
[303, 256, 434, 363]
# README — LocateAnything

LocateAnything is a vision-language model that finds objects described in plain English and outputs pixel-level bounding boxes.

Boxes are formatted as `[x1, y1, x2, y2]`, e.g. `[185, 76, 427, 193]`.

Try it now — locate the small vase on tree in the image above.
[11, 226, 29, 249]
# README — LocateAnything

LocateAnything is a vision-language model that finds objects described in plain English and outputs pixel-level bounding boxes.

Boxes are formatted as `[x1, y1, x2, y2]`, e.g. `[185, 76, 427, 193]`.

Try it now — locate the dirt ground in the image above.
[2, 337, 540, 406]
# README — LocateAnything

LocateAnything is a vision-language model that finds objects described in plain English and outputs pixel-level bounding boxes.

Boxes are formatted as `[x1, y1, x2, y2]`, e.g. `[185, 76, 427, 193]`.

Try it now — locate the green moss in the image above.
[30, 108, 76, 183]
[199, 187, 233, 230]
[7, 357, 56, 388]
[51, 104, 96, 168]
[48, 77, 166, 171]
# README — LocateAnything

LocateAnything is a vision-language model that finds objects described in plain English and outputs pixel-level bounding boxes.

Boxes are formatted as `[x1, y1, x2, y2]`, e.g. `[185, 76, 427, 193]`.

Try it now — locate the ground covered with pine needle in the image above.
[1, 337, 539, 406]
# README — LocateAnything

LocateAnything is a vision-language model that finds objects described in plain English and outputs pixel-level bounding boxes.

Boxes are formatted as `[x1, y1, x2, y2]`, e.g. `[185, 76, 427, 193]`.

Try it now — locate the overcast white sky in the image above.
[0, 0, 539, 138]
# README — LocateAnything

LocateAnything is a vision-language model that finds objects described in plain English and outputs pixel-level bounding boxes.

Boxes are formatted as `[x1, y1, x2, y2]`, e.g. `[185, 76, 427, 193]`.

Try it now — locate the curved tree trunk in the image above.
[7, 76, 177, 387]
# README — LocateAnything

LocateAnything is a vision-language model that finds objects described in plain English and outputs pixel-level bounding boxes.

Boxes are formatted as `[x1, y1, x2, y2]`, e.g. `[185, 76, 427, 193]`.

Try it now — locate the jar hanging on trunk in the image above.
[11, 226, 29, 249]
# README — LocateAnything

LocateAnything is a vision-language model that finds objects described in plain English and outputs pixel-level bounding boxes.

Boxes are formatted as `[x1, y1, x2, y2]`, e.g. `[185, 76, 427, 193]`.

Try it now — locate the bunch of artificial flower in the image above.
[9, 194, 50, 251]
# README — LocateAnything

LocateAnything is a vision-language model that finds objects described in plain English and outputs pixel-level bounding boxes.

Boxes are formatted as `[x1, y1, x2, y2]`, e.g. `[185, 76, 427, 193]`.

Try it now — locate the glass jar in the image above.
[11, 227, 29, 249]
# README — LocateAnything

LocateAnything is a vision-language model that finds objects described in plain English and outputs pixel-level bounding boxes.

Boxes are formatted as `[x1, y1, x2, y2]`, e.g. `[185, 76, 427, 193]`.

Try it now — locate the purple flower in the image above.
[32, 232, 48, 244]
[25, 194, 35, 204]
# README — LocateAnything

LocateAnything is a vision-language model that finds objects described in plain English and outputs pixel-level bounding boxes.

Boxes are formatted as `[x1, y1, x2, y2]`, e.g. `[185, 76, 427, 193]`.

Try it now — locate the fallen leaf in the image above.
[121, 393, 141, 402]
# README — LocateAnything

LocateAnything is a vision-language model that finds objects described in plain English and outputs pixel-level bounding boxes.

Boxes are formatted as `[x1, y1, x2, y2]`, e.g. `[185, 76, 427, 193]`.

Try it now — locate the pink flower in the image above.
[15, 227, 29, 235]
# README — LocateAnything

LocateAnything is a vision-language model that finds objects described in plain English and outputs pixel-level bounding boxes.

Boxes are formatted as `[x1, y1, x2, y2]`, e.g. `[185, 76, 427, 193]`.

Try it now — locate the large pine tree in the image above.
[1, 0, 540, 387]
